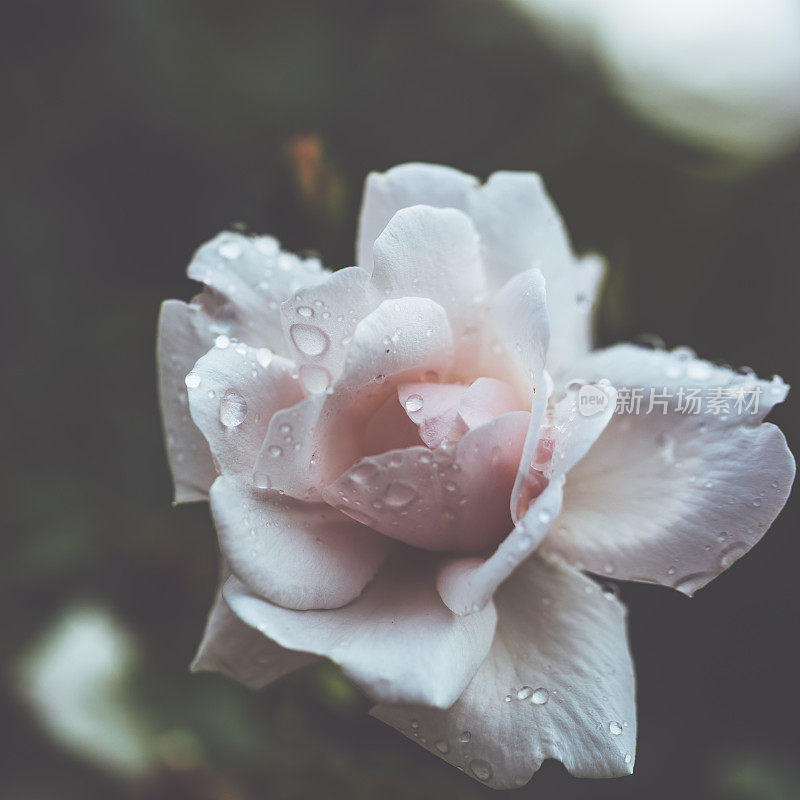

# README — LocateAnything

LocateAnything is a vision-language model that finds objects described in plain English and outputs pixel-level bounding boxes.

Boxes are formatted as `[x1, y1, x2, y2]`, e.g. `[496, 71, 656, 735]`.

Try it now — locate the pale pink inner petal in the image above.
[457, 377, 524, 430]
[322, 411, 530, 555]
[363, 393, 425, 456]
[397, 382, 468, 448]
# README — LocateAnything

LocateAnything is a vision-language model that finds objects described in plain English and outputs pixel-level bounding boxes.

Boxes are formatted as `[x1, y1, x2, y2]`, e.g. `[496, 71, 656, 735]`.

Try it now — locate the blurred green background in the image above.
[2, 1, 799, 798]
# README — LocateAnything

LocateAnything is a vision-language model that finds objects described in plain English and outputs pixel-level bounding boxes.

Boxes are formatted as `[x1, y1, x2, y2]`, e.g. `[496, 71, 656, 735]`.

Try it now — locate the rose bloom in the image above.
[158, 163, 794, 788]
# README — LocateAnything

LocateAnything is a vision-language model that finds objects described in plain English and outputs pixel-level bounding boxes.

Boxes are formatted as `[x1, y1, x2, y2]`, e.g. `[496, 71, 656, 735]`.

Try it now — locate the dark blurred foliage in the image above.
[1, 1, 799, 798]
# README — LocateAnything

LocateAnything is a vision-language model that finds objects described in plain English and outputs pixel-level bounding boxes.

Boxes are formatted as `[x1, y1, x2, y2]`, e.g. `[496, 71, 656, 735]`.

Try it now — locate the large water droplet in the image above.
[531, 687, 549, 705]
[300, 364, 331, 394]
[219, 391, 247, 427]
[404, 393, 424, 414]
[609, 721, 623, 736]
[290, 324, 330, 356]
[256, 348, 273, 368]
[350, 461, 378, 485]
[185, 372, 201, 389]
[384, 481, 418, 508]
[471, 760, 493, 781]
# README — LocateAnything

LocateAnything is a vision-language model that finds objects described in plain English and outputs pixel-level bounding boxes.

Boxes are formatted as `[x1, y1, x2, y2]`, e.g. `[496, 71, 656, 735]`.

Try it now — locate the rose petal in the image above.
[191, 591, 316, 690]
[457, 377, 523, 430]
[322, 412, 530, 554]
[187, 232, 326, 355]
[186, 342, 304, 479]
[357, 163, 477, 274]
[372, 554, 636, 788]
[371, 205, 487, 373]
[280, 266, 379, 391]
[467, 172, 603, 379]
[363, 392, 424, 456]
[210, 476, 392, 611]
[157, 300, 219, 503]
[253, 297, 455, 501]
[222, 552, 498, 708]
[397, 382, 468, 448]
[540, 346, 795, 594]
[437, 384, 617, 614]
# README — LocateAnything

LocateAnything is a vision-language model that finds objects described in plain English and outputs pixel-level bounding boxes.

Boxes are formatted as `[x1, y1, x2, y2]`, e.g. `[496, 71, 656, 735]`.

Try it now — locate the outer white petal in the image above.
[223, 553, 498, 709]
[157, 299, 218, 503]
[186, 232, 326, 356]
[253, 297, 455, 501]
[356, 163, 478, 273]
[191, 592, 316, 690]
[542, 345, 795, 593]
[373, 555, 636, 788]
[210, 476, 392, 611]
[186, 343, 303, 479]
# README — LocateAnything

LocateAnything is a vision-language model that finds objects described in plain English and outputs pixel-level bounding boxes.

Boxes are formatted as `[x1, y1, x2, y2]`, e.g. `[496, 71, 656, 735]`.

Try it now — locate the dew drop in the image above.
[471, 760, 493, 781]
[290, 324, 330, 356]
[609, 721, 623, 736]
[350, 461, 378, 485]
[219, 391, 247, 427]
[268, 445, 282, 458]
[297, 305, 314, 318]
[410, 720, 420, 730]
[404, 393, 424, 414]
[516, 686, 533, 700]
[215, 334, 230, 349]
[185, 372, 201, 389]
[384, 481, 418, 508]
[256, 348, 273, 368]
[434, 739, 449, 754]
[459, 731, 471, 743]
[667, 565, 677, 576]
[531, 687, 550, 705]
[624, 753, 632, 765]
[299, 364, 331, 394]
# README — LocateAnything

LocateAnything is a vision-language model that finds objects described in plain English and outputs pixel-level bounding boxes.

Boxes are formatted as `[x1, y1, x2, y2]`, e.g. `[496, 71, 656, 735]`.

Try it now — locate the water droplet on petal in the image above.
[434, 739, 449, 754]
[609, 721, 623, 736]
[404, 393, 424, 414]
[471, 760, 493, 781]
[384, 481, 418, 508]
[185, 372, 201, 389]
[297, 305, 314, 318]
[219, 391, 247, 427]
[531, 687, 549, 705]
[459, 731, 471, 743]
[268, 445, 282, 458]
[299, 364, 331, 394]
[215, 334, 230, 349]
[256, 348, 273, 368]
[517, 686, 532, 700]
[350, 461, 378, 485]
[290, 323, 330, 356]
